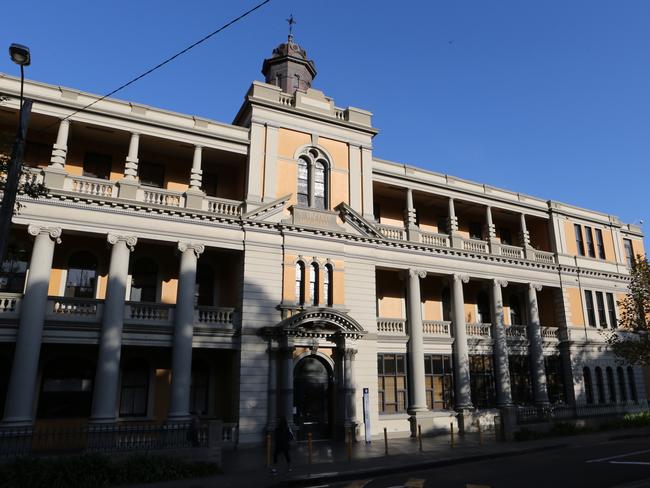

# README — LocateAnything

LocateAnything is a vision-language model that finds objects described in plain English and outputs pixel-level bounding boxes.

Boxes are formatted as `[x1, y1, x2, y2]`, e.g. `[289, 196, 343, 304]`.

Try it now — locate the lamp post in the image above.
[0, 44, 33, 267]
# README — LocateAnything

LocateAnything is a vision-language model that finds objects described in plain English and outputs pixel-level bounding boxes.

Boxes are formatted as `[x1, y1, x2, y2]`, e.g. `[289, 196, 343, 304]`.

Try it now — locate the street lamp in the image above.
[8, 44, 30, 113]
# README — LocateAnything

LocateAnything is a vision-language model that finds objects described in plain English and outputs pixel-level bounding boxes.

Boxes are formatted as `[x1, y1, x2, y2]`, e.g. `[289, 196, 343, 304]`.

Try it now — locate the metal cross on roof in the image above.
[287, 14, 296, 37]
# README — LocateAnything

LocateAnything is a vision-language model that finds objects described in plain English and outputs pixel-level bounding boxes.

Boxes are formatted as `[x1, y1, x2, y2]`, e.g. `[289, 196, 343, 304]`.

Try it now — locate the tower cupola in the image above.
[262, 30, 317, 94]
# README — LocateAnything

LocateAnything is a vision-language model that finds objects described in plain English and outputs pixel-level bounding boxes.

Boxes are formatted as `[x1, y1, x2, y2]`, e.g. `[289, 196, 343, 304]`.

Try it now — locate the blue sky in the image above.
[1, 1, 649, 225]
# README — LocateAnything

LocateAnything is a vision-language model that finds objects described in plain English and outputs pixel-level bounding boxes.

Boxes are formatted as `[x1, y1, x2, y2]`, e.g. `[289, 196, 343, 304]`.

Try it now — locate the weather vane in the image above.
[287, 14, 296, 38]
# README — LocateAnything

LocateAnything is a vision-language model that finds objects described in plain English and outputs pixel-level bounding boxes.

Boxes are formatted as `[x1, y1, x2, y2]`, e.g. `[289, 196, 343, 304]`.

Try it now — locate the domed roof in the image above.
[269, 35, 310, 61]
[262, 35, 317, 93]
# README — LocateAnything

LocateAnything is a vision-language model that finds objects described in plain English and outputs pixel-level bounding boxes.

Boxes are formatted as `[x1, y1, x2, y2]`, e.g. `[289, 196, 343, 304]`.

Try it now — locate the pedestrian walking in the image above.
[272, 416, 294, 474]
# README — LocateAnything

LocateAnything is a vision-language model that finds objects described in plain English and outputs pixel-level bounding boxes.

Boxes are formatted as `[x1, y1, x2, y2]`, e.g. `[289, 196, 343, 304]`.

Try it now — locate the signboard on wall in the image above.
[363, 387, 371, 443]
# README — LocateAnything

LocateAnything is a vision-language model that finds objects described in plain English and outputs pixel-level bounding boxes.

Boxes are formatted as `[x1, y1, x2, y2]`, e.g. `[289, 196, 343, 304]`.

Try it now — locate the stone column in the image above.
[361, 147, 375, 221]
[266, 346, 278, 432]
[118, 133, 140, 199]
[343, 347, 358, 429]
[90, 234, 137, 423]
[43, 120, 70, 188]
[491, 279, 513, 407]
[486, 206, 501, 254]
[448, 197, 463, 247]
[2, 225, 61, 426]
[404, 188, 420, 242]
[189, 146, 203, 191]
[279, 338, 295, 426]
[168, 242, 204, 421]
[402, 269, 428, 416]
[520, 213, 533, 259]
[527, 283, 550, 406]
[451, 273, 472, 409]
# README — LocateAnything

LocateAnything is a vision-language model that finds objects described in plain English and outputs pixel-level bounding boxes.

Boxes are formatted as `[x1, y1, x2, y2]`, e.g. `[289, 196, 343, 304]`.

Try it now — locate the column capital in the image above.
[177, 241, 205, 258]
[27, 225, 62, 243]
[493, 278, 508, 288]
[107, 233, 137, 251]
[529, 283, 543, 292]
[399, 268, 427, 280]
[193, 144, 203, 150]
[452, 273, 470, 284]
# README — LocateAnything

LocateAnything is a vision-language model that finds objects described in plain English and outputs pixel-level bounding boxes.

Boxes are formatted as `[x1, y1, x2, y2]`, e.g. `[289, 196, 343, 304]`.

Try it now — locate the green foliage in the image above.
[607, 256, 650, 366]
[0, 453, 221, 488]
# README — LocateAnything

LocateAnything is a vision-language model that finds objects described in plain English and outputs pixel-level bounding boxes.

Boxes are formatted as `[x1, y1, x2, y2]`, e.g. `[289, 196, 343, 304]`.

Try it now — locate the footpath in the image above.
[119, 427, 650, 488]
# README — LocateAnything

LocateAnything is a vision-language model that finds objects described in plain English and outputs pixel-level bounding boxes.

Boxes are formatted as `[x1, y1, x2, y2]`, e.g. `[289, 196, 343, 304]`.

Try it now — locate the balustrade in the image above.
[462, 238, 489, 253]
[68, 176, 116, 198]
[50, 297, 100, 319]
[533, 249, 555, 264]
[466, 323, 491, 337]
[422, 320, 451, 336]
[540, 326, 559, 339]
[0, 294, 20, 317]
[420, 231, 450, 247]
[204, 197, 242, 216]
[376, 224, 406, 241]
[505, 325, 528, 339]
[501, 244, 524, 259]
[376, 318, 406, 334]
[142, 188, 183, 207]
[196, 306, 235, 327]
[126, 302, 172, 322]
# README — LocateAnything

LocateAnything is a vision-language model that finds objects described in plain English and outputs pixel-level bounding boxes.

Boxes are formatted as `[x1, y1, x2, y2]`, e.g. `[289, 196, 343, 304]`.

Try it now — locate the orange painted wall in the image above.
[332, 260, 345, 306]
[66, 140, 127, 182]
[528, 219, 550, 251]
[319, 137, 349, 172]
[376, 196, 404, 227]
[566, 287, 585, 326]
[277, 128, 311, 159]
[538, 289, 555, 326]
[565, 221, 578, 255]
[376, 270, 404, 318]
[603, 229, 616, 262]
[421, 278, 443, 321]
[632, 238, 646, 258]
[283, 256, 297, 303]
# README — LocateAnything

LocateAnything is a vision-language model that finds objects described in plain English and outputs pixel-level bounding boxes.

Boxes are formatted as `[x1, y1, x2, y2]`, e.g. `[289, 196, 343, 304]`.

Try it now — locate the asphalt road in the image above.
[324, 436, 650, 488]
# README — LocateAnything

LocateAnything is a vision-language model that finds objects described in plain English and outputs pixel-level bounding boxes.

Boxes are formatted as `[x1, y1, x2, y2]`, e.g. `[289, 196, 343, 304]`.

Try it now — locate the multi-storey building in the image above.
[0, 36, 646, 445]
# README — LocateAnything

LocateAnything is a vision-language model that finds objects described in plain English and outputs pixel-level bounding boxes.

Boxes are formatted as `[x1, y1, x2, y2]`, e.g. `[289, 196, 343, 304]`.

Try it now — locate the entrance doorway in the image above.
[293, 355, 332, 440]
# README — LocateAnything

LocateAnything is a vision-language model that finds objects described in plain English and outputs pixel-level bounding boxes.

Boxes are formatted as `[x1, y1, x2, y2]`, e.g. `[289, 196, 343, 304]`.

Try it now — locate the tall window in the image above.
[82, 152, 112, 180]
[196, 265, 215, 306]
[617, 367, 628, 403]
[441, 288, 452, 322]
[295, 262, 305, 305]
[139, 161, 165, 188]
[190, 364, 209, 415]
[65, 251, 98, 298]
[623, 239, 634, 268]
[627, 366, 638, 402]
[477, 291, 491, 324]
[606, 293, 617, 329]
[310, 263, 319, 306]
[296, 147, 329, 210]
[130, 258, 158, 302]
[498, 227, 512, 245]
[324, 264, 333, 307]
[606, 367, 617, 404]
[595, 292, 607, 328]
[469, 222, 483, 240]
[119, 360, 149, 417]
[544, 356, 566, 404]
[509, 295, 523, 326]
[469, 355, 496, 408]
[509, 355, 533, 405]
[595, 229, 606, 259]
[583, 367, 594, 404]
[377, 354, 407, 414]
[0, 242, 29, 293]
[584, 226, 596, 258]
[584, 291, 596, 327]
[574, 224, 585, 256]
[594, 367, 606, 404]
[424, 354, 454, 410]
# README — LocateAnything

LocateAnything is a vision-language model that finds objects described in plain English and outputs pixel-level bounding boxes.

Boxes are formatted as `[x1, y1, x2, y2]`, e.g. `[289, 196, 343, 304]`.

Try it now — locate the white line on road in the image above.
[586, 449, 650, 463]
[610, 461, 650, 466]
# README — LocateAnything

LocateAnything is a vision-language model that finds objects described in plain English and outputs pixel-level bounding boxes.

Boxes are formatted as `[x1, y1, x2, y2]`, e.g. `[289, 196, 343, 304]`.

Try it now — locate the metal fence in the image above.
[516, 400, 649, 424]
[0, 421, 218, 458]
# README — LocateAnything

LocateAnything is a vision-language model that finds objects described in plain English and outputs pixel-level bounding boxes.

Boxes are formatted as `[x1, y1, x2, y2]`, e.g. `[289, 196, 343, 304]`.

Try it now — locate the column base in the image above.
[499, 406, 519, 441]
[455, 408, 476, 434]
[43, 166, 67, 189]
[184, 188, 205, 210]
[0, 417, 34, 428]
[117, 179, 139, 200]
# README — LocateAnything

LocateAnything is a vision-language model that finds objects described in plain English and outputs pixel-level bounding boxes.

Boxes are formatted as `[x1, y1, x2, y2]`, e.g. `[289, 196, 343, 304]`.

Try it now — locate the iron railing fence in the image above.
[516, 400, 649, 424]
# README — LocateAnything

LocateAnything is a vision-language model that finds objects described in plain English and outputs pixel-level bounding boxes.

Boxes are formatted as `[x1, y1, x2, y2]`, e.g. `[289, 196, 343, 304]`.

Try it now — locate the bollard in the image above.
[418, 424, 423, 452]
[347, 427, 353, 461]
[494, 417, 500, 442]
[450, 422, 455, 448]
[384, 427, 388, 456]
[266, 434, 272, 468]
[307, 432, 313, 464]
[478, 422, 483, 446]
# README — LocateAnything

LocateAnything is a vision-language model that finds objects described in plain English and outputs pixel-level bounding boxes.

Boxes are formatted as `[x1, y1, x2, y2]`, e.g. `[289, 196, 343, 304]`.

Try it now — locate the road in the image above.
[323, 436, 650, 488]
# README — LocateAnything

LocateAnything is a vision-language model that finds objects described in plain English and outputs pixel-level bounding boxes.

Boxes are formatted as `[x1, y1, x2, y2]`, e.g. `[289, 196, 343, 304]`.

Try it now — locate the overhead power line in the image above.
[51, 0, 272, 126]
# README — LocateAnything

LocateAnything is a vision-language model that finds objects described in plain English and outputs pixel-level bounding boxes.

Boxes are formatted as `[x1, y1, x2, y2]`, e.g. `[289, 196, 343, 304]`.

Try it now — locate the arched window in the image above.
[583, 367, 594, 404]
[324, 264, 333, 307]
[594, 367, 606, 404]
[119, 359, 149, 417]
[617, 367, 628, 403]
[509, 295, 523, 325]
[297, 157, 309, 207]
[65, 251, 98, 298]
[477, 291, 491, 324]
[606, 367, 617, 404]
[0, 242, 29, 293]
[296, 147, 329, 209]
[310, 263, 319, 306]
[627, 366, 638, 403]
[130, 258, 158, 302]
[295, 262, 305, 305]
[196, 264, 215, 306]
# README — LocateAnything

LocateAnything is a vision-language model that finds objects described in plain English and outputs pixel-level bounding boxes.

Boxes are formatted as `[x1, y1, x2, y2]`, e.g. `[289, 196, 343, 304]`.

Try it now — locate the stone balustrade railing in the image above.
[505, 325, 528, 339]
[533, 249, 556, 264]
[0, 294, 21, 317]
[462, 238, 489, 253]
[541, 326, 560, 339]
[376, 318, 406, 334]
[466, 323, 491, 337]
[66, 175, 117, 198]
[204, 196, 242, 217]
[196, 306, 236, 327]
[420, 231, 451, 248]
[141, 188, 183, 207]
[50, 297, 101, 319]
[20, 167, 45, 187]
[376, 224, 406, 241]
[501, 244, 524, 259]
[422, 320, 451, 336]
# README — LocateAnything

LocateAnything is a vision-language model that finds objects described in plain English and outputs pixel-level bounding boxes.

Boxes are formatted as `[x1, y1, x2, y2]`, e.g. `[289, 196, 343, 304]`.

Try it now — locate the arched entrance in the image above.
[293, 355, 333, 440]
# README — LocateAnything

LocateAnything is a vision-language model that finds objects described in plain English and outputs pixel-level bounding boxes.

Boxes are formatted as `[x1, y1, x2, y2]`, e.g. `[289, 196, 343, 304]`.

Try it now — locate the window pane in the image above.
[384, 355, 395, 374]
[297, 158, 309, 206]
[139, 162, 165, 188]
[83, 152, 112, 180]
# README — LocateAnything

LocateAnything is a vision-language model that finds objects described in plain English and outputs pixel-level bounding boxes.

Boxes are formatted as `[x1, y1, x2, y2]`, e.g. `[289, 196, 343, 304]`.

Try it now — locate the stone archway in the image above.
[293, 355, 333, 439]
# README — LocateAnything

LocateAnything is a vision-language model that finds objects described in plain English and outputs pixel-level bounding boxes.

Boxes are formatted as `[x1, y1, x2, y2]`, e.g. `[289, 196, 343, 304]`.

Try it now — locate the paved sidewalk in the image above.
[117, 427, 650, 488]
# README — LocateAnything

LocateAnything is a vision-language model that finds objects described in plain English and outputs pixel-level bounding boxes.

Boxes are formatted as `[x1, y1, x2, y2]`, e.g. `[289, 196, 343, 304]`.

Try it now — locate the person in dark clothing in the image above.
[272, 416, 294, 473]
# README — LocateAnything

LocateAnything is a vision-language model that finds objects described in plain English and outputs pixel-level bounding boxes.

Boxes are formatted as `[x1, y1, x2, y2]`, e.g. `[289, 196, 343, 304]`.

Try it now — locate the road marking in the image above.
[466, 485, 492, 488]
[610, 461, 650, 466]
[344, 481, 372, 488]
[586, 449, 650, 463]
[404, 479, 426, 488]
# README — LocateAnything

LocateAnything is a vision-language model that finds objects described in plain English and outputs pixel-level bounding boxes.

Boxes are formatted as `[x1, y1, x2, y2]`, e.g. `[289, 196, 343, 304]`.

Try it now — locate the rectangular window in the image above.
[584, 290, 596, 327]
[436, 216, 448, 234]
[624, 239, 634, 267]
[82, 152, 112, 180]
[584, 226, 596, 258]
[574, 224, 585, 256]
[595, 291, 607, 328]
[424, 354, 454, 410]
[139, 162, 165, 188]
[509, 355, 533, 405]
[373, 203, 381, 221]
[202, 172, 218, 197]
[544, 356, 566, 404]
[469, 355, 496, 408]
[595, 229, 606, 259]
[469, 222, 483, 240]
[498, 227, 512, 246]
[606, 293, 617, 328]
[378, 354, 407, 414]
